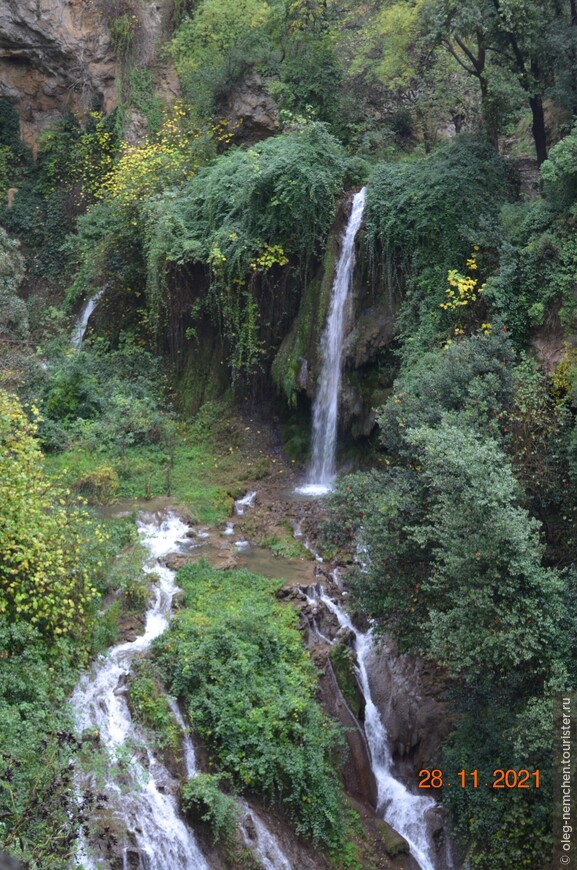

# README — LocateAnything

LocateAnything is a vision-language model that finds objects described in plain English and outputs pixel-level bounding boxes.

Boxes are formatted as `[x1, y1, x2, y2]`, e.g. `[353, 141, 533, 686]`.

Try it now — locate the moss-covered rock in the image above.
[330, 636, 364, 716]
[272, 236, 337, 406]
[376, 820, 410, 858]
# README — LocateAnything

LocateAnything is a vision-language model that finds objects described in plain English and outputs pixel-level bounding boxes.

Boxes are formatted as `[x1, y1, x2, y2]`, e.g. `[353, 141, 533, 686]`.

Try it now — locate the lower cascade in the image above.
[298, 187, 366, 496]
[308, 585, 443, 870]
[72, 513, 209, 869]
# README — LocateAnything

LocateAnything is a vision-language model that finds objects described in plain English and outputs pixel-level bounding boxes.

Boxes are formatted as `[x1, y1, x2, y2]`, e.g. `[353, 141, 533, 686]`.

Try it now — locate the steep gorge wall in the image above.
[0, 0, 177, 148]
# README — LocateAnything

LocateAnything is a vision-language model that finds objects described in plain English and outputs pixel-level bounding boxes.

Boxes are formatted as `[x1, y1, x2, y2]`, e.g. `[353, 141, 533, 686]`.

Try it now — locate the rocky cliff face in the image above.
[0, 0, 177, 148]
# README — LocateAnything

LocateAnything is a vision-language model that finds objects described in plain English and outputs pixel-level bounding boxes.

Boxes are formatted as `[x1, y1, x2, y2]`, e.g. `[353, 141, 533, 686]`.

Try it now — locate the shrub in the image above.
[0, 390, 100, 640]
[182, 774, 239, 843]
[155, 562, 347, 848]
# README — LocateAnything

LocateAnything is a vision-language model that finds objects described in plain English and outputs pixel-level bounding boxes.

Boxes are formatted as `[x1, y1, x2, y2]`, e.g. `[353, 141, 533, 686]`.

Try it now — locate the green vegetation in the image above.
[324, 331, 577, 867]
[146, 122, 346, 377]
[0, 389, 133, 866]
[128, 663, 182, 753]
[2, 0, 577, 864]
[155, 562, 350, 850]
[182, 774, 239, 844]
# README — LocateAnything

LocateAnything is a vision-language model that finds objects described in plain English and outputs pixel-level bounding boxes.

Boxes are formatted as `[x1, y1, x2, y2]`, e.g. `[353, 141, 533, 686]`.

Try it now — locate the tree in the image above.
[0, 390, 98, 640]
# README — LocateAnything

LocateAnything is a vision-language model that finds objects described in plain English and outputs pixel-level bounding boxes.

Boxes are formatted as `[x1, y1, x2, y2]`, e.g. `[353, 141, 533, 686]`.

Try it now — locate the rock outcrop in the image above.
[0, 0, 177, 148]
[218, 70, 280, 144]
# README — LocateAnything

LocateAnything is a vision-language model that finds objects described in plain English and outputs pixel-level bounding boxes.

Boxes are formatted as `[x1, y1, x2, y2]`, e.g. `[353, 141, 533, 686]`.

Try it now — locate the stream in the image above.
[72, 514, 209, 869]
[72, 511, 296, 870]
[70, 175, 449, 867]
[306, 585, 441, 870]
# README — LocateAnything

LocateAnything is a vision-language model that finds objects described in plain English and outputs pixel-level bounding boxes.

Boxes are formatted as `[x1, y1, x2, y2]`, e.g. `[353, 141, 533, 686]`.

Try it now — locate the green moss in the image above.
[330, 639, 363, 716]
[377, 820, 409, 858]
[174, 327, 230, 416]
[264, 522, 314, 559]
[272, 237, 337, 406]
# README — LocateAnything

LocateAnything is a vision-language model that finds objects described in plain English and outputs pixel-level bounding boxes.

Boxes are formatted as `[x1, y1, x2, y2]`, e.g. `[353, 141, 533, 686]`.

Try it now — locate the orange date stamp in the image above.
[418, 769, 541, 789]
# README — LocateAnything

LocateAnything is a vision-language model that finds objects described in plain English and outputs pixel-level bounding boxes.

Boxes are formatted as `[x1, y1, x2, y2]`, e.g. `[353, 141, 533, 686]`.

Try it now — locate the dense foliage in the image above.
[146, 122, 346, 376]
[364, 138, 512, 347]
[155, 562, 348, 849]
[325, 330, 577, 867]
[0, 390, 99, 639]
[2, 0, 577, 864]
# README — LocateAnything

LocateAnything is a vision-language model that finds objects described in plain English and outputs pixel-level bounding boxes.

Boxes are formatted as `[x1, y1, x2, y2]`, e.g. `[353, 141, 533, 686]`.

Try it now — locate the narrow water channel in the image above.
[72, 514, 209, 869]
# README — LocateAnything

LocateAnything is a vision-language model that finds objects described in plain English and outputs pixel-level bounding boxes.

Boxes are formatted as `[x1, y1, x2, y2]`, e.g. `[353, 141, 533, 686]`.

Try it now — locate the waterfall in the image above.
[72, 513, 208, 869]
[298, 188, 366, 496]
[310, 586, 441, 870]
[71, 289, 104, 349]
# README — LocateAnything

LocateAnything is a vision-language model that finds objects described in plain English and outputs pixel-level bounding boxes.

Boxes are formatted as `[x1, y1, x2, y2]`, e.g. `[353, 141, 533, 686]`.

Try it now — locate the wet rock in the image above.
[0, 851, 28, 868]
[163, 552, 190, 571]
[365, 639, 453, 779]
[118, 613, 146, 643]
[377, 820, 410, 858]
[345, 304, 396, 368]
[218, 70, 280, 144]
[124, 849, 140, 869]
[113, 673, 128, 696]
[319, 655, 378, 807]
[211, 551, 238, 570]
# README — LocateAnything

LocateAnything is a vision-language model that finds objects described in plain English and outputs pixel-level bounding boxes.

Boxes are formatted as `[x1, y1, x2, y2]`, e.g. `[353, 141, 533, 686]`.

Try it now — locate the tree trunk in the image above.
[480, 77, 499, 150]
[529, 93, 548, 165]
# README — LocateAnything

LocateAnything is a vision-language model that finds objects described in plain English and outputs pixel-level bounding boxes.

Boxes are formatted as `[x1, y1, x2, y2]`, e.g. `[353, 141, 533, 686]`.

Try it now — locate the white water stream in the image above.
[73, 509, 294, 870]
[298, 187, 366, 495]
[71, 289, 104, 349]
[72, 513, 209, 869]
[308, 585, 440, 870]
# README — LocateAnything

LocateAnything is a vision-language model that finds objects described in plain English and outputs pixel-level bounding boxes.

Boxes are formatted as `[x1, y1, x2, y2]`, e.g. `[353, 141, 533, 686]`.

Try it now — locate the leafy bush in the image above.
[37, 342, 171, 454]
[376, 331, 515, 456]
[155, 562, 347, 848]
[170, 0, 276, 116]
[0, 620, 84, 868]
[0, 390, 100, 640]
[364, 137, 512, 344]
[128, 667, 181, 752]
[182, 774, 239, 843]
[484, 132, 577, 341]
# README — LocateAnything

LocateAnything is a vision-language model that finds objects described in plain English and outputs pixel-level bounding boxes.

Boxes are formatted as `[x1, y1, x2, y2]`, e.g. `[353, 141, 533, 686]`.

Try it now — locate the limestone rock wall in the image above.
[0, 0, 176, 148]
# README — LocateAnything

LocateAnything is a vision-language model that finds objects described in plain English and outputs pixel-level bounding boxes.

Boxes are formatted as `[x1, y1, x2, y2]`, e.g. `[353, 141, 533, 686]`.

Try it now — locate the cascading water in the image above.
[72, 513, 208, 869]
[298, 187, 366, 496]
[309, 585, 441, 870]
[71, 289, 104, 349]
[238, 801, 293, 870]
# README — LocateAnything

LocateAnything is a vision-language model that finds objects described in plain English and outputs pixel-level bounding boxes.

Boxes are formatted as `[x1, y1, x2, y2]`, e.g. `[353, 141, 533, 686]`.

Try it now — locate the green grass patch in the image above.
[45, 436, 233, 525]
[264, 522, 314, 560]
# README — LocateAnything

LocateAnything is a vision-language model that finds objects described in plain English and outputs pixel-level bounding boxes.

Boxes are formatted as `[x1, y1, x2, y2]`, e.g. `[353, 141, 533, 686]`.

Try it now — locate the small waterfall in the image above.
[169, 661, 294, 870]
[167, 697, 198, 779]
[298, 188, 366, 496]
[71, 289, 104, 349]
[238, 801, 293, 870]
[234, 490, 257, 515]
[72, 513, 208, 869]
[311, 586, 440, 870]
